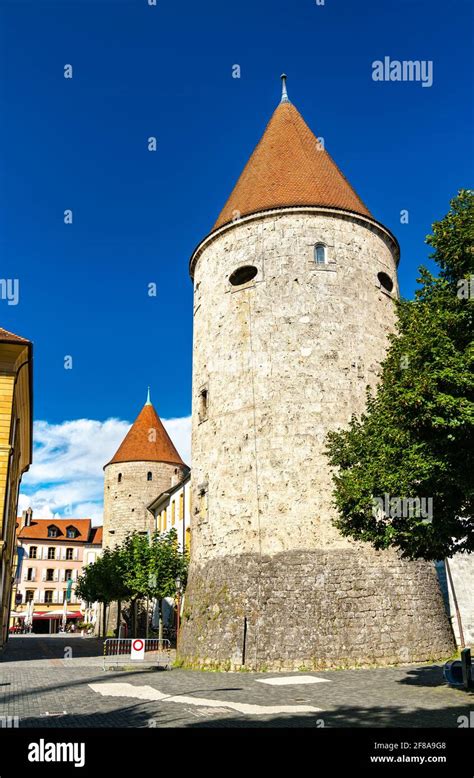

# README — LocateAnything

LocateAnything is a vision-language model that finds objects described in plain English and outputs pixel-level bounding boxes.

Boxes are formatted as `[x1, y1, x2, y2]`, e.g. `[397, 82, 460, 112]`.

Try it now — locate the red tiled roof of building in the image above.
[0, 326, 30, 344]
[213, 99, 372, 231]
[16, 518, 92, 542]
[89, 526, 103, 545]
[107, 401, 185, 467]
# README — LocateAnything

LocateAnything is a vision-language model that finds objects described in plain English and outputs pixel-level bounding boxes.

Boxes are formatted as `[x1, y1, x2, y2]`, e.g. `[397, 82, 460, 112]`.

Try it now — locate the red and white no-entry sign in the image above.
[131, 638, 145, 660]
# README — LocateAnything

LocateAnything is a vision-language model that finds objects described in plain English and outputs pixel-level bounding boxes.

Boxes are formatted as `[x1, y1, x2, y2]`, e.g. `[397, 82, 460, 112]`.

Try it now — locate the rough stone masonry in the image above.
[179, 88, 454, 670]
[179, 209, 454, 671]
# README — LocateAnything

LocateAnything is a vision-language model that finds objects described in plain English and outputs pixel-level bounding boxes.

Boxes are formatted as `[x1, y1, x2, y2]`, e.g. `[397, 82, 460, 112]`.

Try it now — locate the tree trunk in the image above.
[131, 598, 137, 637]
[102, 602, 107, 638]
[116, 600, 122, 637]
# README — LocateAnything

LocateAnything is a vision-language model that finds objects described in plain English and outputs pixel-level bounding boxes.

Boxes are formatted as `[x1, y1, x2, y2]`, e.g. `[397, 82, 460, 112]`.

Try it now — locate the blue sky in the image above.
[0, 0, 472, 520]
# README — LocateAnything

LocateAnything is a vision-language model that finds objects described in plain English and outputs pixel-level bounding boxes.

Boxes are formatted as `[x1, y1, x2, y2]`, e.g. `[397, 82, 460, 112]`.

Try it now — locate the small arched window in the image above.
[314, 244, 326, 265]
[147, 471, 152, 482]
[118, 473, 122, 483]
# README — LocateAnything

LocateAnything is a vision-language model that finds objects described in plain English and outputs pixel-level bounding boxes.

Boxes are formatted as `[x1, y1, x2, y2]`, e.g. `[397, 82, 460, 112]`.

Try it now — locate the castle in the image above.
[102, 389, 189, 550]
[177, 77, 454, 670]
[102, 78, 456, 670]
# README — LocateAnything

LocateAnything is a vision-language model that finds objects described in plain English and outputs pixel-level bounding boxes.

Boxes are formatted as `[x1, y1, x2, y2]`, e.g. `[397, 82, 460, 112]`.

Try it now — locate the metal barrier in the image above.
[103, 638, 171, 671]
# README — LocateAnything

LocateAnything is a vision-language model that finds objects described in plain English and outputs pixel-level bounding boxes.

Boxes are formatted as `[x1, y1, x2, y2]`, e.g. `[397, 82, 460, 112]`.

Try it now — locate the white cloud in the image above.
[19, 416, 192, 525]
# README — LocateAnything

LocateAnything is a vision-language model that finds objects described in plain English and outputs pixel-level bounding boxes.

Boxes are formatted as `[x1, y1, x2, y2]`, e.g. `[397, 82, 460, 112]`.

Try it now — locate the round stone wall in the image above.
[103, 460, 188, 549]
[180, 209, 454, 669]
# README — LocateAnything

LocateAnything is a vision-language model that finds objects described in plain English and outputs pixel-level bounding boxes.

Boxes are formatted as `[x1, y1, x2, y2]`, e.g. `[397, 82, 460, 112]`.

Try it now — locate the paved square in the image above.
[0, 636, 472, 728]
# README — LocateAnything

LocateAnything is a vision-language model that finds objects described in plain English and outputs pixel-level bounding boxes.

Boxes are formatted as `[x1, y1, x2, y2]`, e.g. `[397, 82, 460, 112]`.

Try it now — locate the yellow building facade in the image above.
[147, 472, 191, 555]
[0, 327, 33, 648]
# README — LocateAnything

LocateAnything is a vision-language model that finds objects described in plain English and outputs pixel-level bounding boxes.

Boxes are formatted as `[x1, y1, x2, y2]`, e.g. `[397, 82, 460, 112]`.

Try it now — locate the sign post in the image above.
[131, 638, 145, 661]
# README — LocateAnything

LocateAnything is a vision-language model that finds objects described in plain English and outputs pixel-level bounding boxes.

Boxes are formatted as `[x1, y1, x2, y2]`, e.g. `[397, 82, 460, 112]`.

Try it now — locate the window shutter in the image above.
[40, 591, 45, 603]
[42, 570, 46, 581]
[32, 569, 36, 582]
[73, 570, 78, 581]
[23, 571, 28, 581]
[73, 548, 78, 560]
[54, 569, 59, 582]
[53, 590, 58, 604]
[60, 569, 65, 582]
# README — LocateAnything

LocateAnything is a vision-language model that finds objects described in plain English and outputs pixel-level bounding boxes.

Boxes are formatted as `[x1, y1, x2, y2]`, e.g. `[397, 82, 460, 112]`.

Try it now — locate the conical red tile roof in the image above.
[107, 402, 185, 467]
[213, 100, 372, 231]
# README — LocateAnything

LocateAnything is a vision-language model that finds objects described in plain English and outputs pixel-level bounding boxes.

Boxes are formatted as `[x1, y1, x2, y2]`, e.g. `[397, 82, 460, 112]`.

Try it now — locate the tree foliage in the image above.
[120, 529, 188, 602]
[75, 528, 188, 634]
[326, 190, 474, 560]
[75, 548, 128, 607]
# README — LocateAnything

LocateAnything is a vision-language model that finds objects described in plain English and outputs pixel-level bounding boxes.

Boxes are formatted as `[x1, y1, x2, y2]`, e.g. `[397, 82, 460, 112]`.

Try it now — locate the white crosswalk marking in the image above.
[256, 675, 330, 686]
[88, 683, 322, 715]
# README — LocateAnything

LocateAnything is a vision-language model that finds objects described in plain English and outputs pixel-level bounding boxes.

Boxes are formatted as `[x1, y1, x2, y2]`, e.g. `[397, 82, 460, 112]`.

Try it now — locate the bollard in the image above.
[460, 648, 473, 690]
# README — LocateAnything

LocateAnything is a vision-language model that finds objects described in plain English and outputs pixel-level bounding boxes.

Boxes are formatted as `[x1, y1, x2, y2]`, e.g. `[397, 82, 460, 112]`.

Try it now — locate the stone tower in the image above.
[179, 78, 454, 670]
[103, 391, 189, 549]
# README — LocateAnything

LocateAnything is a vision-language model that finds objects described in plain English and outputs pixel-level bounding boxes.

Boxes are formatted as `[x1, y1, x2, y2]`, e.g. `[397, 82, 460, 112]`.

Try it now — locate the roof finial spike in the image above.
[280, 73, 289, 103]
[146, 386, 152, 406]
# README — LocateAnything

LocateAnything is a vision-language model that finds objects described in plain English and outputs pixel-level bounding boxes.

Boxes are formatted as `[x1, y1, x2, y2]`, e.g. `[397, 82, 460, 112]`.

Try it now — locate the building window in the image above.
[48, 526, 58, 538]
[25, 590, 34, 603]
[45, 590, 53, 604]
[118, 473, 122, 483]
[46, 569, 55, 582]
[26, 568, 34, 581]
[66, 527, 77, 539]
[147, 472, 152, 482]
[29, 546, 37, 559]
[171, 501, 176, 526]
[179, 491, 184, 520]
[314, 244, 326, 264]
[377, 271, 394, 293]
[65, 548, 73, 560]
[199, 485, 208, 519]
[65, 569, 72, 581]
[198, 385, 209, 423]
[229, 265, 258, 286]
[48, 547, 56, 560]
[185, 528, 191, 553]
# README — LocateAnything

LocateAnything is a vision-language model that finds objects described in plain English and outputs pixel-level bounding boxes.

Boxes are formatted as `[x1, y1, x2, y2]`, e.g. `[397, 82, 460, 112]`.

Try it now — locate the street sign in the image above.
[131, 638, 145, 661]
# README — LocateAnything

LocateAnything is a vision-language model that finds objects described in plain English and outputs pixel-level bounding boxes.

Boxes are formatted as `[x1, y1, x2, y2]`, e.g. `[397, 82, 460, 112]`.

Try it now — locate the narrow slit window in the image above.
[198, 386, 209, 423]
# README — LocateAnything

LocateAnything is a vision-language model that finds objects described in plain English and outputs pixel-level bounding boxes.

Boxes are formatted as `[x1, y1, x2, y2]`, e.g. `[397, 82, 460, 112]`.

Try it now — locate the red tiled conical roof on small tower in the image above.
[106, 390, 185, 467]
[213, 74, 372, 231]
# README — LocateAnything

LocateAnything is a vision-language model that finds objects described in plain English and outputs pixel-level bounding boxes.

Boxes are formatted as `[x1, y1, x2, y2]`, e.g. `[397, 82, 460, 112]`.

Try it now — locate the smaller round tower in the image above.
[103, 390, 189, 549]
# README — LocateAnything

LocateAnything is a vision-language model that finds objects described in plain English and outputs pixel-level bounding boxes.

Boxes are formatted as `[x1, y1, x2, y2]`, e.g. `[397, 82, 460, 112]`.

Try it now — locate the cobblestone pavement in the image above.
[0, 636, 472, 728]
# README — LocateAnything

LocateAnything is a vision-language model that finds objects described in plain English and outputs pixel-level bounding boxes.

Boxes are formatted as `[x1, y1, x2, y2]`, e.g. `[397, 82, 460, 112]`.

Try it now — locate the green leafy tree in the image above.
[118, 529, 188, 636]
[326, 190, 474, 560]
[75, 548, 129, 636]
[148, 528, 188, 600]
